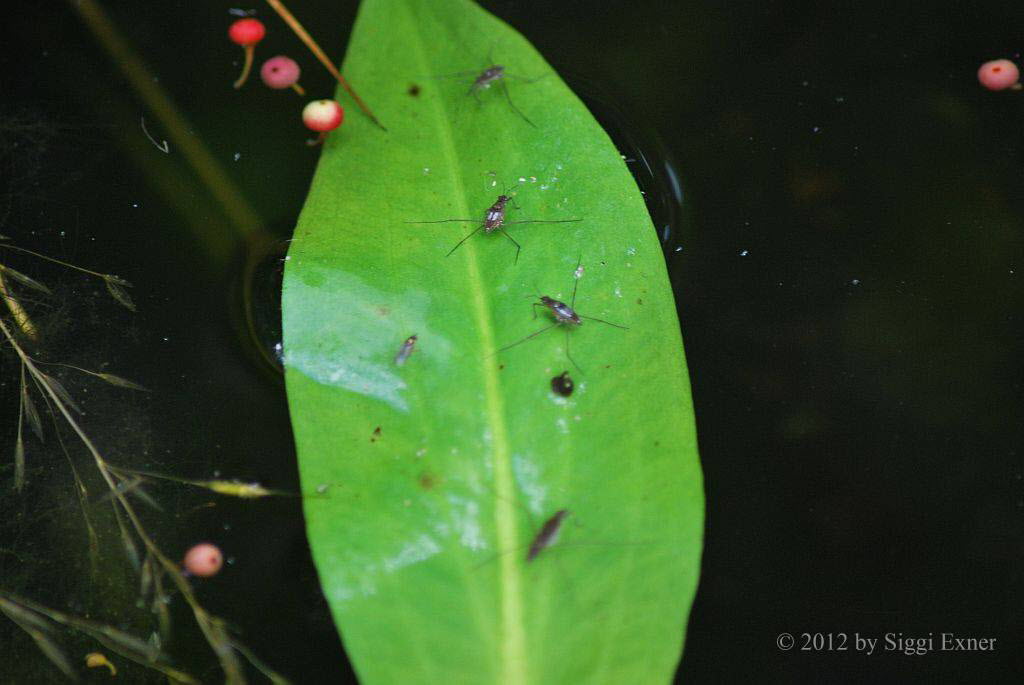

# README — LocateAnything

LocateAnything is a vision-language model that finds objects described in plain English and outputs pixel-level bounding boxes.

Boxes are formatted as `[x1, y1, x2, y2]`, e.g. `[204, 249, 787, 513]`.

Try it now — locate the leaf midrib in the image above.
[403, 2, 526, 682]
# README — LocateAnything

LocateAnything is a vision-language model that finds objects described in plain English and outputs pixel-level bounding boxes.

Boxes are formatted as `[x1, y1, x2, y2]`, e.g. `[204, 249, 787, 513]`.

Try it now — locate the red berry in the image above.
[978, 59, 1020, 91]
[228, 18, 265, 47]
[229, 18, 266, 89]
[302, 100, 345, 132]
[183, 543, 223, 577]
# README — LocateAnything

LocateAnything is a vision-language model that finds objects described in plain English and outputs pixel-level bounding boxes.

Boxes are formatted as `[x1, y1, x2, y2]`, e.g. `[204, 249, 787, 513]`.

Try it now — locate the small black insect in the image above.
[551, 371, 574, 396]
[394, 334, 417, 365]
[406, 190, 580, 263]
[497, 259, 627, 370]
[527, 509, 570, 562]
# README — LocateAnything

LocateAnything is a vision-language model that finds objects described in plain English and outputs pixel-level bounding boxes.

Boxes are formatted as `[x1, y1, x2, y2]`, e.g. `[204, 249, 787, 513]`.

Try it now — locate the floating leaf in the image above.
[283, 0, 703, 683]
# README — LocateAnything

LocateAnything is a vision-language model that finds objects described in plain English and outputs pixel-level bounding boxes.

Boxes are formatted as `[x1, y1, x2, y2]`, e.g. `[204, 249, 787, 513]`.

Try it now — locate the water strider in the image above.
[527, 509, 570, 562]
[405, 191, 580, 263]
[434, 57, 545, 127]
[497, 258, 627, 370]
[394, 334, 417, 366]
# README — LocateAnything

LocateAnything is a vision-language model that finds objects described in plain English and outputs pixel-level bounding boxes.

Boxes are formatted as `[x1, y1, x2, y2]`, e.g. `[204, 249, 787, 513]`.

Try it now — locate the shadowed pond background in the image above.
[1, 0, 1022, 682]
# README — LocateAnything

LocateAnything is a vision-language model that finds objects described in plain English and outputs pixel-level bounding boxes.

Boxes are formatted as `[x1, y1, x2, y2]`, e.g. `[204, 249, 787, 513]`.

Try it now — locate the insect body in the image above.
[394, 334, 417, 365]
[535, 296, 581, 325]
[527, 509, 570, 562]
[498, 259, 627, 371]
[482, 193, 511, 232]
[406, 192, 580, 263]
[550, 371, 574, 396]
[471, 65, 505, 93]
[467, 63, 538, 128]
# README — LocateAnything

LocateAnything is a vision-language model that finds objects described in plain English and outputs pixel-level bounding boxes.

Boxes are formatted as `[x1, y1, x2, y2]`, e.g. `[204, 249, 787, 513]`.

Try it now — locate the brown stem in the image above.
[233, 45, 254, 89]
[290, 81, 306, 96]
[263, 0, 386, 131]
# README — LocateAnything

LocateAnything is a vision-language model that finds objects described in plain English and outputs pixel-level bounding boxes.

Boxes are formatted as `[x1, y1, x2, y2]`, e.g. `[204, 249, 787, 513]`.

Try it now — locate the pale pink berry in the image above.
[183, 543, 223, 577]
[978, 59, 1020, 91]
[302, 99, 344, 145]
[261, 56, 305, 95]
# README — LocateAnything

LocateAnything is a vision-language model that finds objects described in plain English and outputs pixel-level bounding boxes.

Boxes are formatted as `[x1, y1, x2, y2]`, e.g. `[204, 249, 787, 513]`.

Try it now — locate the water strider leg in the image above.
[499, 79, 536, 128]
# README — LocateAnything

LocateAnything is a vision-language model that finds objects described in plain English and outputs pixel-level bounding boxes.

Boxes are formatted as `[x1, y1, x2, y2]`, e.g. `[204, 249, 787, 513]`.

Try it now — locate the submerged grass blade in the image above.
[93, 372, 148, 391]
[38, 372, 83, 415]
[0, 270, 40, 341]
[14, 428, 25, 491]
[103, 275, 136, 311]
[0, 264, 52, 295]
[20, 365, 44, 443]
[0, 598, 77, 681]
[21, 623, 77, 681]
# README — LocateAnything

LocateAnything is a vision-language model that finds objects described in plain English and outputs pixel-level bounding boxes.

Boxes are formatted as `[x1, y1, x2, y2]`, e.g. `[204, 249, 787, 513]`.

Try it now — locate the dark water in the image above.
[2, 0, 1022, 682]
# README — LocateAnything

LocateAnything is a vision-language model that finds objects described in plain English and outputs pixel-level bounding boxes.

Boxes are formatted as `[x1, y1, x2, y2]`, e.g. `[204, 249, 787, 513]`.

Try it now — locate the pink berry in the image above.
[183, 543, 223, 577]
[229, 19, 266, 89]
[228, 18, 265, 46]
[261, 56, 305, 95]
[978, 59, 1020, 91]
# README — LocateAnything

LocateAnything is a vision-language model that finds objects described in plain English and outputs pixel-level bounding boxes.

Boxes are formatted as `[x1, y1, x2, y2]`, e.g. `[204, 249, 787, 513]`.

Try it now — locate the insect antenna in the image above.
[570, 255, 583, 307]
[446, 224, 486, 257]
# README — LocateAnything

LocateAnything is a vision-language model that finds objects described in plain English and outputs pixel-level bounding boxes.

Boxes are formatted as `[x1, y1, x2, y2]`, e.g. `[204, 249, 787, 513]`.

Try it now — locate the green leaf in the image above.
[282, 0, 703, 682]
